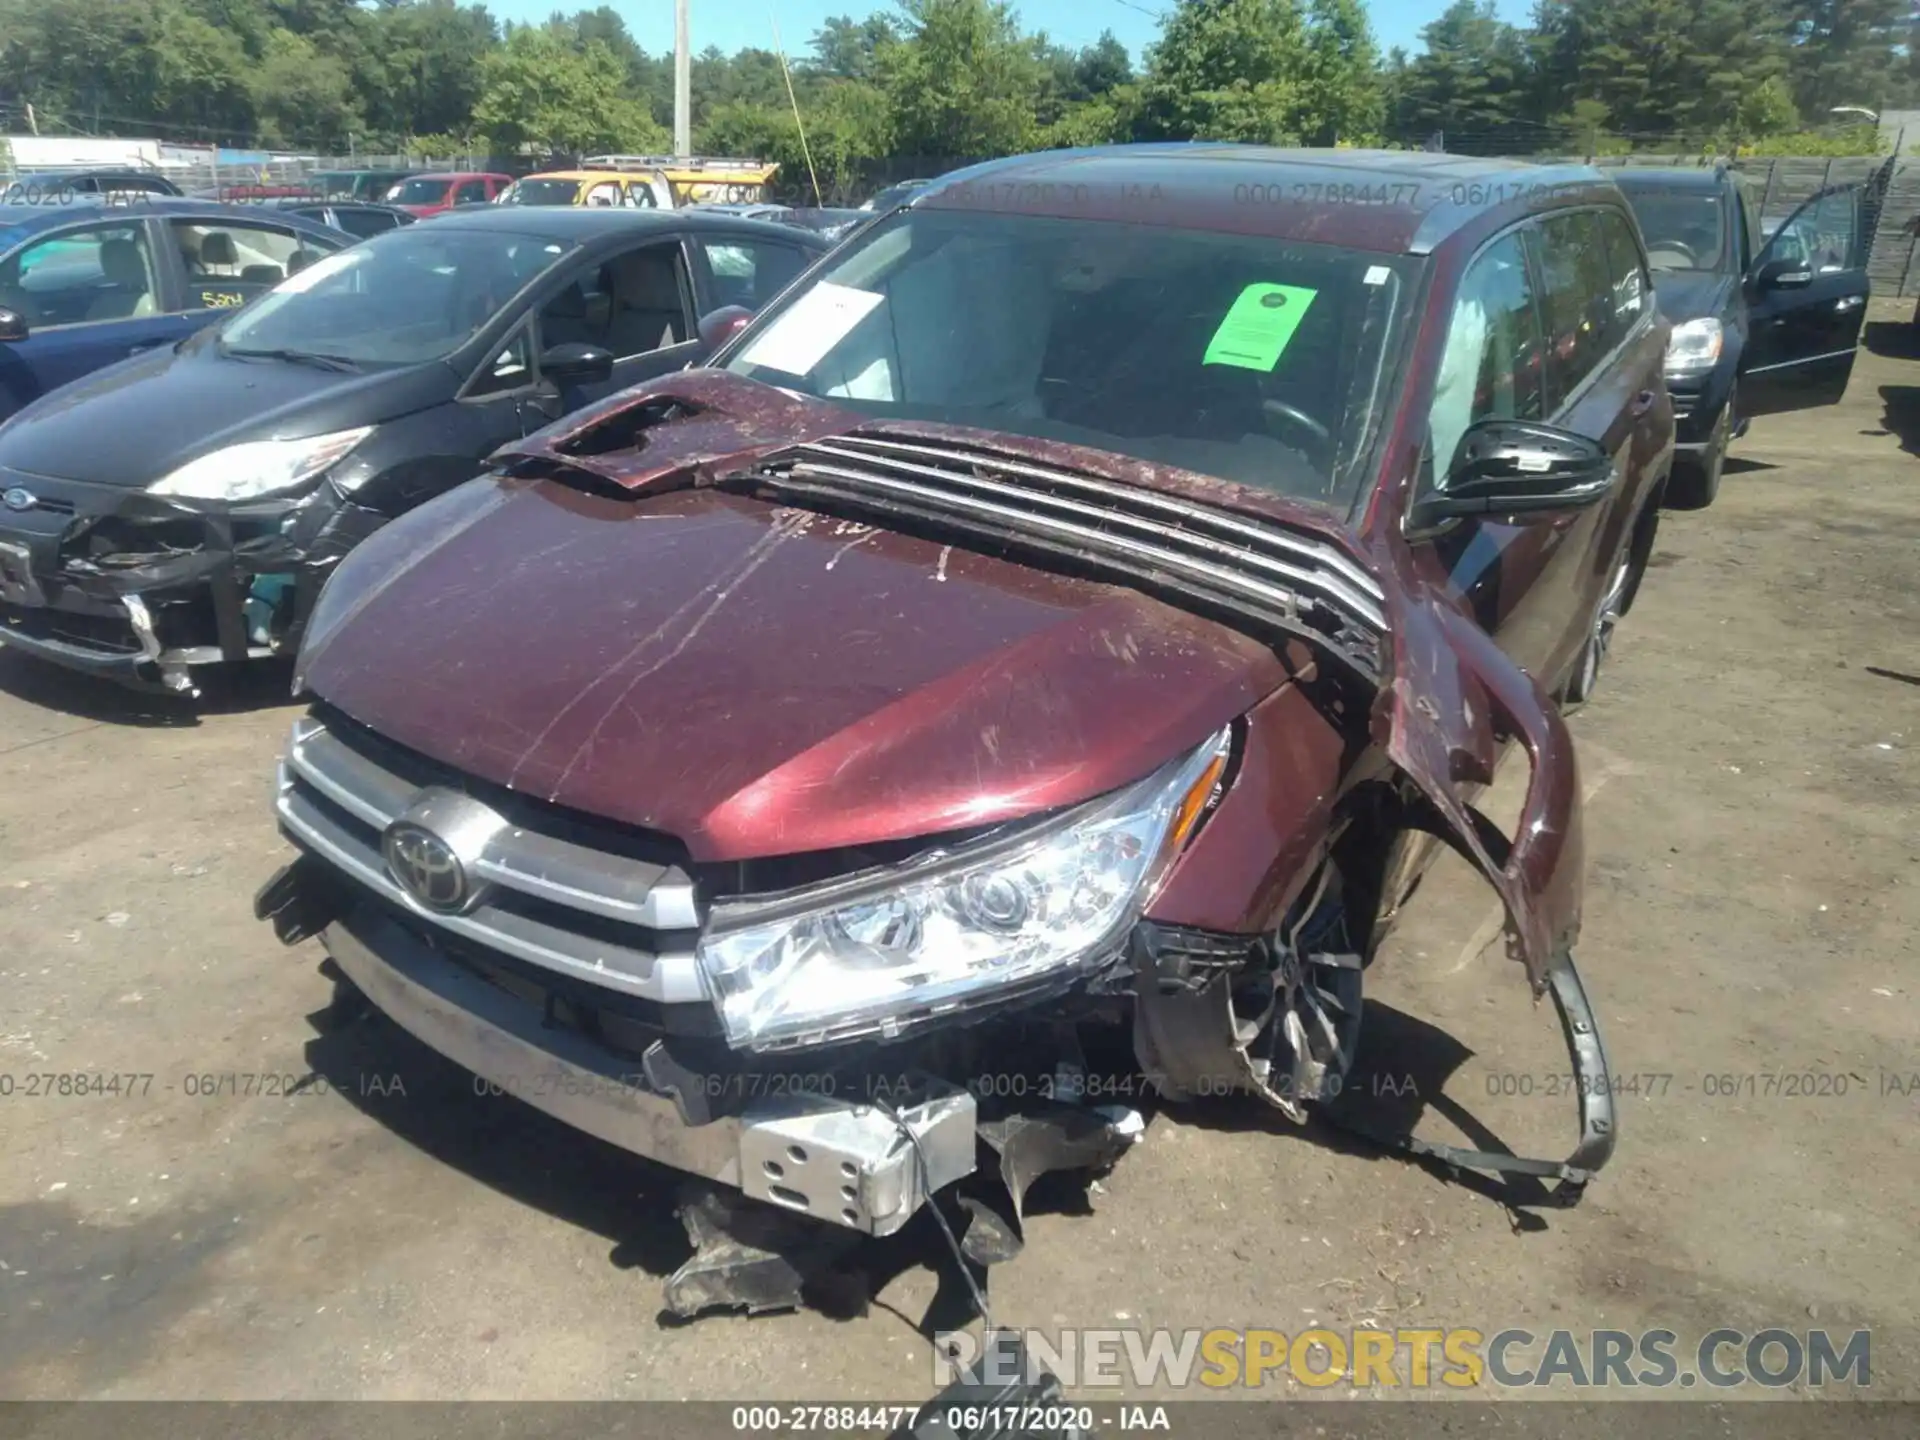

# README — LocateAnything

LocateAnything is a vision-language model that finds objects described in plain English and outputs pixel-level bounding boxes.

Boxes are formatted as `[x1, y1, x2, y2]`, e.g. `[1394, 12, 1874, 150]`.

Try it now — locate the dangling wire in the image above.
[876, 1097, 997, 1333]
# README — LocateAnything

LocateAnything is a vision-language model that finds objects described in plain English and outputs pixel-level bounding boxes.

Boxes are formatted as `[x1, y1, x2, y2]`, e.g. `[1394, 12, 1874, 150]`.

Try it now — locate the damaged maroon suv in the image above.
[257, 146, 1672, 1315]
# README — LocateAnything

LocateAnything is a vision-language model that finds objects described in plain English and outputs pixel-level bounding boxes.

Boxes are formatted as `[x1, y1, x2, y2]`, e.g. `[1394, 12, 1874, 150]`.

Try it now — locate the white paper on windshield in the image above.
[275, 248, 361, 294]
[1363, 264, 1390, 286]
[739, 281, 884, 376]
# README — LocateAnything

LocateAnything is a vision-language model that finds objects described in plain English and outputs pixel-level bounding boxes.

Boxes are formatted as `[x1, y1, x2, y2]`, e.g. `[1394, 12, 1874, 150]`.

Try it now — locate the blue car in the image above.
[0, 199, 349, 422]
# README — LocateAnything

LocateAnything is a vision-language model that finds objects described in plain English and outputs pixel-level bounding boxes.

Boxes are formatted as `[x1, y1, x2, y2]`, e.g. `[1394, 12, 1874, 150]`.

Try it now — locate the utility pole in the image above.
[674, 0, 691, 159]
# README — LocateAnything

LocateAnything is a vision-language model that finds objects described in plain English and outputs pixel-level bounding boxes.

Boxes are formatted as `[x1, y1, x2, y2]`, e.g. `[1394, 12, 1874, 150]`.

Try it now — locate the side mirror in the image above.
[1754, 256, 1813, 291]
[1411, 419, 1616, 528]
[698, 305, 754, 350]
[0, 308, 27, 343]
[539, 341, 615, 384]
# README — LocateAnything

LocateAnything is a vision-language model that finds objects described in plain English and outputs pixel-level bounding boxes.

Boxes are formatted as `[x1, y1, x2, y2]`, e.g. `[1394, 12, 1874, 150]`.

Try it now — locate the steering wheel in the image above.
[1649, 240, 1698, 266]
[1262, 397, 1334, 453]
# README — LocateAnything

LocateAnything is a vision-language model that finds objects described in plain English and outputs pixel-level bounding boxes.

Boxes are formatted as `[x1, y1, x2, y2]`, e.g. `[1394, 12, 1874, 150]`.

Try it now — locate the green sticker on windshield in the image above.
[1203, 283, 1318, 371]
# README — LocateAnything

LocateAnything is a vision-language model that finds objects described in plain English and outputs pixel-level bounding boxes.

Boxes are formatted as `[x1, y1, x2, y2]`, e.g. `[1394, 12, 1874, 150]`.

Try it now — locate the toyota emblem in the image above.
[383, 822, 470, 913]
[2, 487, 34, 512]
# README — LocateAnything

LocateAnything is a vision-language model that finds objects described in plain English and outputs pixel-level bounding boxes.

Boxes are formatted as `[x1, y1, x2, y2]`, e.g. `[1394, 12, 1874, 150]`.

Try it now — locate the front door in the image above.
[0, 218, 195, 402]
[527, 239, 702, 421]
[1411, 215, 1634, 689]
[1742, 183, 1870, 415]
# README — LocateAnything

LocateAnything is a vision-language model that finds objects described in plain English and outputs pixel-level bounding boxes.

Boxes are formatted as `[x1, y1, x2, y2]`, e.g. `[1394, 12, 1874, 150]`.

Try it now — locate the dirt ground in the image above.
[1, 314, 1916, 1407]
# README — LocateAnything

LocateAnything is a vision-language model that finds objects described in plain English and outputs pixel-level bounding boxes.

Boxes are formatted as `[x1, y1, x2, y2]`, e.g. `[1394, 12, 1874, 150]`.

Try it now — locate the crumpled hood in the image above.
[300, 475, 1288, 862]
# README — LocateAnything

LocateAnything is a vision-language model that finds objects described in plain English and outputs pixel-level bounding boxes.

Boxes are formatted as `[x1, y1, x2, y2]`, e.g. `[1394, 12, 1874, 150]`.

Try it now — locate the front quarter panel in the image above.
[1147, 660, 1351, 934]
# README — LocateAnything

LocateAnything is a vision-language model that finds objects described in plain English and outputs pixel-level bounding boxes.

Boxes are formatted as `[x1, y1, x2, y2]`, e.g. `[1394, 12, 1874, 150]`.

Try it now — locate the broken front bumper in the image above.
[0, 470, 386, 693]
[315, 900, 979, 1238]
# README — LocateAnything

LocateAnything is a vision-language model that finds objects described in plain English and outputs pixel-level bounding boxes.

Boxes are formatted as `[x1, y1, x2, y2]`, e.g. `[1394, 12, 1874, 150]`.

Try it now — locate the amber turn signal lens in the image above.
[1169, 750, 1229, 850]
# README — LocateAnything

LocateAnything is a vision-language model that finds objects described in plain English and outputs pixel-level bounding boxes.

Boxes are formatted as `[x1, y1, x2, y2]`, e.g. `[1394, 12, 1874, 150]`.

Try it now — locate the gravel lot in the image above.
[2, 315, 1916, 1406]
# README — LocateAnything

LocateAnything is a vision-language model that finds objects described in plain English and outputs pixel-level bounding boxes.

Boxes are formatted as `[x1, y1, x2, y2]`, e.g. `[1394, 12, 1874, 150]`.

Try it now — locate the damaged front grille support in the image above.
[124, 594, 198, 697]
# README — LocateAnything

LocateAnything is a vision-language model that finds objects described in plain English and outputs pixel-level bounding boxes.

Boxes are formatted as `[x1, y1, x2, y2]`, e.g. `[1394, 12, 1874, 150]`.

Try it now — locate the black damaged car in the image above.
[0, 205, 826, 695]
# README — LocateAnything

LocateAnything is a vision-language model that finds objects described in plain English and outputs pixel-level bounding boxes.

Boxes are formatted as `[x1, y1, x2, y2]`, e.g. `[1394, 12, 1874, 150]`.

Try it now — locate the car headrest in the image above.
[546, 281, 588, 318]
[199, 231, 239, 266]
[99, 238, 148, 286]
[609, 251, 680, 310]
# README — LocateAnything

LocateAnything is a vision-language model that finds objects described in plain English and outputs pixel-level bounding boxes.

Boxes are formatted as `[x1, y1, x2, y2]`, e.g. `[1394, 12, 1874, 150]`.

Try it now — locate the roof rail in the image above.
[582, 155, 769, 171]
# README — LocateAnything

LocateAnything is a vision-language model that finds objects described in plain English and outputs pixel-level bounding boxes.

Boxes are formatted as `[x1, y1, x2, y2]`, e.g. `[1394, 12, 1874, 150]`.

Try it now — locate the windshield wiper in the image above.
[223, 346, 361, 373]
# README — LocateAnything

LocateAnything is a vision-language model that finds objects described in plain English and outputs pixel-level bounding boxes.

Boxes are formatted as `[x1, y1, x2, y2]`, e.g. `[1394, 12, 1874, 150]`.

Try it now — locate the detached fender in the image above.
[1370, 559, 1582, 994]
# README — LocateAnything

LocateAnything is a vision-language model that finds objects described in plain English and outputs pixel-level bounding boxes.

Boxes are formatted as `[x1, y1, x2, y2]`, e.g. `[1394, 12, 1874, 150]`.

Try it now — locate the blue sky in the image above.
[489, 0, 1537, 64]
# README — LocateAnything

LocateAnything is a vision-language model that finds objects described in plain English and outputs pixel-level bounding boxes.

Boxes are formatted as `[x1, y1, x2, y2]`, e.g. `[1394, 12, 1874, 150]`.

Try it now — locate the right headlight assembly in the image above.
[696, 725, 1234, 1053]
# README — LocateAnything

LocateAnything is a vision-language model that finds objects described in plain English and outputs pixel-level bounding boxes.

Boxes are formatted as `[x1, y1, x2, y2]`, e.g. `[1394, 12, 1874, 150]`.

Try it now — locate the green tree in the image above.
[357, 1, 497, 149]
[1137, 0, 1311, 144]
[1043, 87, 1143, 147]
[699, 82, 890, 198]
[1738, 73, 1802, 137]
[878, 0, 1042, 157]
[253, 27, 361, 147]
[808, 13, 898, 80]
[157, 5, 256, 136]
[1676, 0, 1794, 140]
[472, 25, 665, 153]
[1029, 34, 1083, 124]
[1300, 0, 1383, 143]
[1395, 0, 1534, 151]
[1786, 0, 1916, 117]
[1074, 31, 1135, 98]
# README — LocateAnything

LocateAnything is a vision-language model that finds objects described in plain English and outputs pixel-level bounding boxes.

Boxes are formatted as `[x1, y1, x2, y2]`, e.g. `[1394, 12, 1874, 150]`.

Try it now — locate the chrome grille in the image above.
[737, 434, 1387, 667]
[275, 715, 707, 1003]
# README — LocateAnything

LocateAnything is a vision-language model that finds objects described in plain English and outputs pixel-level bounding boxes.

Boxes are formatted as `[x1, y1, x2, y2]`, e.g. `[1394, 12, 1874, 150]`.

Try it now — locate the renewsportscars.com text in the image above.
[934, 1326, 1871, 1391]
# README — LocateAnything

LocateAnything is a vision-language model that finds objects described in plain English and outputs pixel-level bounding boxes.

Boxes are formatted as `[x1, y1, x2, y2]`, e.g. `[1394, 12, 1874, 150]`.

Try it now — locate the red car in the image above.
[259, 145, 1671, 1319]
[383, 171, 512, 217]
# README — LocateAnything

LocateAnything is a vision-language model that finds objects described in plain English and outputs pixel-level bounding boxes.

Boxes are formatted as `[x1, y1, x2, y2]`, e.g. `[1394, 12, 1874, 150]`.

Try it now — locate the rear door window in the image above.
[170, 219, 336, 311]
[330, 207, 402, 240]
[1530, 210, 1616, 405]
[1597, 210, 1650, 352]
[698, 237, 809, 310]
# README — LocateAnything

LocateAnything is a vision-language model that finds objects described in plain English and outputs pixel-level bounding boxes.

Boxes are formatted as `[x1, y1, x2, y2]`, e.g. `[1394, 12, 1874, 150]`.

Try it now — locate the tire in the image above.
[1665, 387, 1734, 511]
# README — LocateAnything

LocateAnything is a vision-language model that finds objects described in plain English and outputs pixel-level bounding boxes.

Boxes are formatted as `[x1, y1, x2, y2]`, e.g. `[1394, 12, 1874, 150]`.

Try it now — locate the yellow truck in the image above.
[495, 156, 780, 210]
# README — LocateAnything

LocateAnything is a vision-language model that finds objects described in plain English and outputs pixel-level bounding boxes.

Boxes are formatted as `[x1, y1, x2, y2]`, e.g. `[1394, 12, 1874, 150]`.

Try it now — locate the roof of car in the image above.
[0, 196, 345, 236]
[18, 167, 178, 184]
[398, 171, 509, 183]
[274, 198, 414, 214]
[1607, 166, 1731, 190]
[424, 204, 830, 245]
[515, 170, 649, 185]
[909, 144, 1619, 255]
